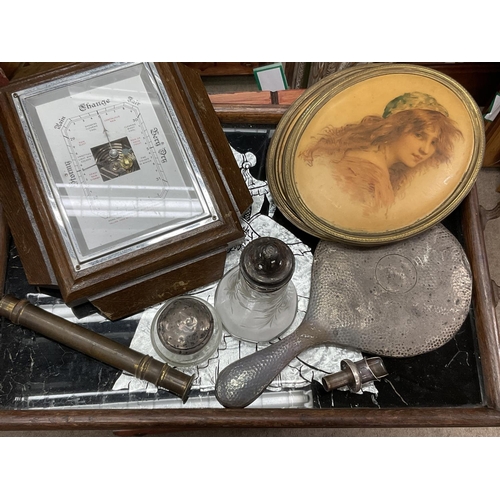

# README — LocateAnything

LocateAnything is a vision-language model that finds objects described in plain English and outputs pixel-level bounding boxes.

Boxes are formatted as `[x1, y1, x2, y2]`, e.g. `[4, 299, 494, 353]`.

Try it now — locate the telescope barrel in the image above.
[0, 295, 194, 402]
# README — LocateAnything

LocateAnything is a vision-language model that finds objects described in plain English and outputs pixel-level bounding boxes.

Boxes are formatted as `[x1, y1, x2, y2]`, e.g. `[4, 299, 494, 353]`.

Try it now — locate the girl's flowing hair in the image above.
[299, 109, 463, 194]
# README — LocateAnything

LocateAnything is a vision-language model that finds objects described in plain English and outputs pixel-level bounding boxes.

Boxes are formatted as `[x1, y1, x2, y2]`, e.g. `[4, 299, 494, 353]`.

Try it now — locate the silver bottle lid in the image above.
[240, 237, 295, 292]
[155, 297, 214, 355]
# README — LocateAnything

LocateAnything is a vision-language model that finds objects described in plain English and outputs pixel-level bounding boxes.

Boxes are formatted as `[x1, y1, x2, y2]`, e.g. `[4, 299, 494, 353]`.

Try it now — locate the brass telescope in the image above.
[0, 295, 194, 402]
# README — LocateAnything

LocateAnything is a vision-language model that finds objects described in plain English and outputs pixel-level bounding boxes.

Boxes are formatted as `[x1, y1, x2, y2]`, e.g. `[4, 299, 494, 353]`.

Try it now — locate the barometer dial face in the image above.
[14, 63, 217, 268]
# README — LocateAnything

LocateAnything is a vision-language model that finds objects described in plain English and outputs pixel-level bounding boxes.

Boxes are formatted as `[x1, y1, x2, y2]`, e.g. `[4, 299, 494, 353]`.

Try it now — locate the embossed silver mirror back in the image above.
[307, 224, 472, 357]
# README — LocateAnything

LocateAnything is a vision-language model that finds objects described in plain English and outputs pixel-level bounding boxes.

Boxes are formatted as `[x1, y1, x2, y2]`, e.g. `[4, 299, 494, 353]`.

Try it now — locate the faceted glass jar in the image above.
[214, 237, 298, 343]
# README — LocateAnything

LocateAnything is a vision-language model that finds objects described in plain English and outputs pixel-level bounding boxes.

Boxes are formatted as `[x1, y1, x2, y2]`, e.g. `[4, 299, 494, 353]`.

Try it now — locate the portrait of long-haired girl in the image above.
[297, 92, 464, 219]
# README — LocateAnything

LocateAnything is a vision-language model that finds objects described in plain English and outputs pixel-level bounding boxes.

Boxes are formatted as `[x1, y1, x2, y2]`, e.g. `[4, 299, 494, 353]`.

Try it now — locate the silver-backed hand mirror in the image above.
[215, 224, 472, 408]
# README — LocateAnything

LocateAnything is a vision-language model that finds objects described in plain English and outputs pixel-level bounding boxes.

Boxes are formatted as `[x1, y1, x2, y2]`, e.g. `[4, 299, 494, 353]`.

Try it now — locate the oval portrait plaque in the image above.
[267, 64, 485, 244]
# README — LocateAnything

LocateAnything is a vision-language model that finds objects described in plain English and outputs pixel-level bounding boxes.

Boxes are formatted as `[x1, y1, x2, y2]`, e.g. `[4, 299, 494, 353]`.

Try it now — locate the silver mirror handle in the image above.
[215, 323, 329, 408]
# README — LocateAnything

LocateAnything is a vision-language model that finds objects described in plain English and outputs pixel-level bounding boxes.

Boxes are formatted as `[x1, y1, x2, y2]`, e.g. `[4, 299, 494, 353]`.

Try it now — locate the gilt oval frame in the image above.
[267, 64, 485, 245]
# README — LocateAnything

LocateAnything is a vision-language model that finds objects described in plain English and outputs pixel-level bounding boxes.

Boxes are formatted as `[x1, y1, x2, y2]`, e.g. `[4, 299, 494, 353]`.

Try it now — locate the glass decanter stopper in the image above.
[214, 236, 298, 343]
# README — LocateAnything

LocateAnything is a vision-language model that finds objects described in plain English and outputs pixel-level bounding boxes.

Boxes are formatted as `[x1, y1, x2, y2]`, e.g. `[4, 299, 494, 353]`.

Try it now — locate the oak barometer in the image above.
[0, 63, 251, 319]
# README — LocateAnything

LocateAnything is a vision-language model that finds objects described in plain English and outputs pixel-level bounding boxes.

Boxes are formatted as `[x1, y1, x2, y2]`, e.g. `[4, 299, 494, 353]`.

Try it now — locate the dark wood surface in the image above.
[461, 187, 500, 410]
[417, 62, 500, 108]
[484, 117, 500, 167]
[0, 89, 57, 285]
[1, 406, 500, 433]
[183, 63, 268, 77]
[213, 103, 291, 124]
[90, 249, 228, 320]
[0, 208, 9, 298]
